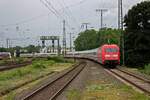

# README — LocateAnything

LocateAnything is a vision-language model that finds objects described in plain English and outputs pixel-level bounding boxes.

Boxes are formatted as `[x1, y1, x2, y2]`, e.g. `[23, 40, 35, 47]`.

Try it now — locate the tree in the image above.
[25, 45, 40, 53]
[0, 48, 7, 52]
[124, 1, 150, 66]
[74, 28, 121, 51]
[74, 29, 98, 51]
[98, 28, 121, 45]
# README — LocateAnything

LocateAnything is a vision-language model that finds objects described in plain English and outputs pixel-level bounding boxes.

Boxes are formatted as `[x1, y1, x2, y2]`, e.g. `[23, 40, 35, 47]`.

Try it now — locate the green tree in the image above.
[98, 28, 121, 45]
[0, 48, 7, 52]
[124, 1, 150, 66]
[74, 29, 98, 51]
[25, 45, 40, 53]
[74, 28, 121, 51]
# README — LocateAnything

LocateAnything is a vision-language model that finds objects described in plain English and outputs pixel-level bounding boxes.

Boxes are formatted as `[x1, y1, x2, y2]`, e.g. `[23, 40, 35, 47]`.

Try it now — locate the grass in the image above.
[140, 64, 150, 75]
[81, 81, 150, 100]
[2, 73, 55, 100]
[66, 80, 150, 100]
[0, 57, 74, 99]
[0, 58, 30, 65]
[66, 89, 81, 100]
[47, 56, 74, 63]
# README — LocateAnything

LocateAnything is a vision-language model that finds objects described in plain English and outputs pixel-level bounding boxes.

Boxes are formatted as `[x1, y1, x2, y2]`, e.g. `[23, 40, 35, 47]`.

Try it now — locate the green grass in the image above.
[68, 77, 150, 100]
[81, 83, 150, 100]
[47, 56, 74, 63]
[140, 64, 150, 75]
[66, 89, 81, 100]
[0, 57, 74, 99]
[0, 58, 30, 65]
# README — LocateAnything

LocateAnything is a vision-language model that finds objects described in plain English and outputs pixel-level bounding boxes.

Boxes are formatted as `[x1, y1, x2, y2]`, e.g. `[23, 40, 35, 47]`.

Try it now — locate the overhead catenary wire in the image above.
[0, 14, 48, 27]
[40, 0, 60, 18]
[59, 0, 80, 27]
[0, 0, 63, 28]
[43, 0, 61, 17]
[0, 0, 88, 28]
[66, 0, 88, 9]
[43, 0, 73, 29]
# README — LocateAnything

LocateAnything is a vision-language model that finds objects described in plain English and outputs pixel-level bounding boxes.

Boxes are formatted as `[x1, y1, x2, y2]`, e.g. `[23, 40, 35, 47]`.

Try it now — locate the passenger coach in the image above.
[0, 52, 11, 60]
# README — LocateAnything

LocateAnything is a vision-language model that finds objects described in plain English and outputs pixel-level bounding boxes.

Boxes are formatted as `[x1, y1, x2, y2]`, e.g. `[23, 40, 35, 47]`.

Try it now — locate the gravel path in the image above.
[56, 60, 150, 100]
[56, 60, 123, 100]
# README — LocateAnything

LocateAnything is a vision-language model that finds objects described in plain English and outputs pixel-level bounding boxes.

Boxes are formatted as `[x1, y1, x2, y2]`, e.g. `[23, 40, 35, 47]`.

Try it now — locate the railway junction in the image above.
[0, 0, 150, 100]
[0, 57, 149, 100]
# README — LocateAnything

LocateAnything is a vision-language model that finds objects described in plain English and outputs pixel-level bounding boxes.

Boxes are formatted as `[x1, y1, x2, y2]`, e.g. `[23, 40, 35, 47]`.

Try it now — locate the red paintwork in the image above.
[97, 44, 120, 65]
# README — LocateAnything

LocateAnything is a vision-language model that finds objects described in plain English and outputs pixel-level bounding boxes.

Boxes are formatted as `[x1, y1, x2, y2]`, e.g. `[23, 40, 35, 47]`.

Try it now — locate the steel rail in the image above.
[0, 61, 32, 71]
[107, 69, 150, 95]
[116, 68, 150, 84]
[21, 62, 86, 100]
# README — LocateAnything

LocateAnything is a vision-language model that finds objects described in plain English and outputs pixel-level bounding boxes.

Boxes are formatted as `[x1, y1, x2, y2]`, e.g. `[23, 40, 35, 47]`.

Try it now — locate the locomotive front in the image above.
[102, 44, 120, 67]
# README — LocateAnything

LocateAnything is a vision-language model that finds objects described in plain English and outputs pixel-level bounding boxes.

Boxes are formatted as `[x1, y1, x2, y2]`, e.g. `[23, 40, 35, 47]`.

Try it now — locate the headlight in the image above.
[105, 55, 111, 57]
[112, 55, 118, 57]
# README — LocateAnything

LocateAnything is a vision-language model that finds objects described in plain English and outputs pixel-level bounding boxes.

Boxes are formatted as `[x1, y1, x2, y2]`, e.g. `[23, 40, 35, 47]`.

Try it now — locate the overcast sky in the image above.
[0, 0, 143, 47]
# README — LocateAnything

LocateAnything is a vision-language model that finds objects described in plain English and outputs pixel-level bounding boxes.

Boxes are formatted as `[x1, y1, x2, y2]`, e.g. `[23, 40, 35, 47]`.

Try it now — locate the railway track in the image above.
[0, 61, 32, 71]
[105, 68, 150, 95]
[20, 62, 86, 100]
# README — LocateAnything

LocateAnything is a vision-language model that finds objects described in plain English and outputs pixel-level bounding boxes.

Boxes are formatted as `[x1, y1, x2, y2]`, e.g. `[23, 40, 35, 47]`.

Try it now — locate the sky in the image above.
[0, 0, 144, 47]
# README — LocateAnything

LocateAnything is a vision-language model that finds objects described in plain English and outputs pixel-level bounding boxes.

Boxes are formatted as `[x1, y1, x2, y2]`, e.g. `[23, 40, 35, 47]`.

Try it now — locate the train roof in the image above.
[102, 44, 119, 47]
[67, 48, 98, 54]
[0, 52, 11, 54]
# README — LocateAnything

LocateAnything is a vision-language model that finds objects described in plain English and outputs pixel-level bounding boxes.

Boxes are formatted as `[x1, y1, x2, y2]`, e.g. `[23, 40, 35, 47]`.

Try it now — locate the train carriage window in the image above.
[105, 48, 118, 53]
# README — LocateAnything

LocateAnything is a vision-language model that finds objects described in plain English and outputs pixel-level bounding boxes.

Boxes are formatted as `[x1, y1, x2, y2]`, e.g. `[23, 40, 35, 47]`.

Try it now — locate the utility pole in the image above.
[96, 9, 108, 29]
[82, 23, 90, 30]
[118, 0, 125, 65]
[6, 38, 9, 48]
[118, 0, 123, 29]
[69, 33, 72, 52]
[63, 20, 66, 56]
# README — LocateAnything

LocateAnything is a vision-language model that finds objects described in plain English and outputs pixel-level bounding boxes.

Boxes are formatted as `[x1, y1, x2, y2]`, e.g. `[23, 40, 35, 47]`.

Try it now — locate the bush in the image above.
[33, 63, 46, 69]
[48, 60, 55, 66]
[141, 64, 150, 75]
[15, 58, 24, 64]
[47, 56, 65, 63]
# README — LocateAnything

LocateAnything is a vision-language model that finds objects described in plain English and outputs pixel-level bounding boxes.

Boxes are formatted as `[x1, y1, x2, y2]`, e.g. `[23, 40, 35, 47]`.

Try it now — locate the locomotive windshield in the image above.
[105, 48, 118, 53]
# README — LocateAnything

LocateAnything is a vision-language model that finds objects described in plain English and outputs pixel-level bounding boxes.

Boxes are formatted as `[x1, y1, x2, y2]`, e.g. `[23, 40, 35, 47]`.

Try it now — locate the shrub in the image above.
[33, 63, 46, 69]
[142, 64, 150, 75]
[15, 58, 24, 64]
[48, 60, 55, 66]
[47, 56, 65, 63]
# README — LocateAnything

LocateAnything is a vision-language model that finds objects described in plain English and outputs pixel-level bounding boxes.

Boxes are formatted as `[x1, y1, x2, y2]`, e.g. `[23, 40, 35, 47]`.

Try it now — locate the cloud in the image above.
[0, 0, 143, 47]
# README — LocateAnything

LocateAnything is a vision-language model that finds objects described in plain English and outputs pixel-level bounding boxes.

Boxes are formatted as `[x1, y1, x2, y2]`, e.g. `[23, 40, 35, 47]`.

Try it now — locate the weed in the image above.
[140, 64, 150, 75]
[67, 89, 81, 100]
[47, 56, 65, 63]
[33, 63, 46, 69]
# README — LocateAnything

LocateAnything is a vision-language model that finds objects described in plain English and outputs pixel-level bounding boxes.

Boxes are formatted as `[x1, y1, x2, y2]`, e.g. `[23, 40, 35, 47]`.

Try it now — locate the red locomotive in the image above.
[97, 44, 120, 66]
[67, 44, 120, 67]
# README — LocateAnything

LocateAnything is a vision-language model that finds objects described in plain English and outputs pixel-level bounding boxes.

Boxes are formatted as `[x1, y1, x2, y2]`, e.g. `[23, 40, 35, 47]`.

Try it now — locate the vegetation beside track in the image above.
[124, 1, 150, 67]
[123, 64, 150, 77]
[139, 64, 150, 75]
[82, 84, 149, 100]
[0, 57, 74, 99]
[0, 58, 31, 66]
[67, 79, 150, 100]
